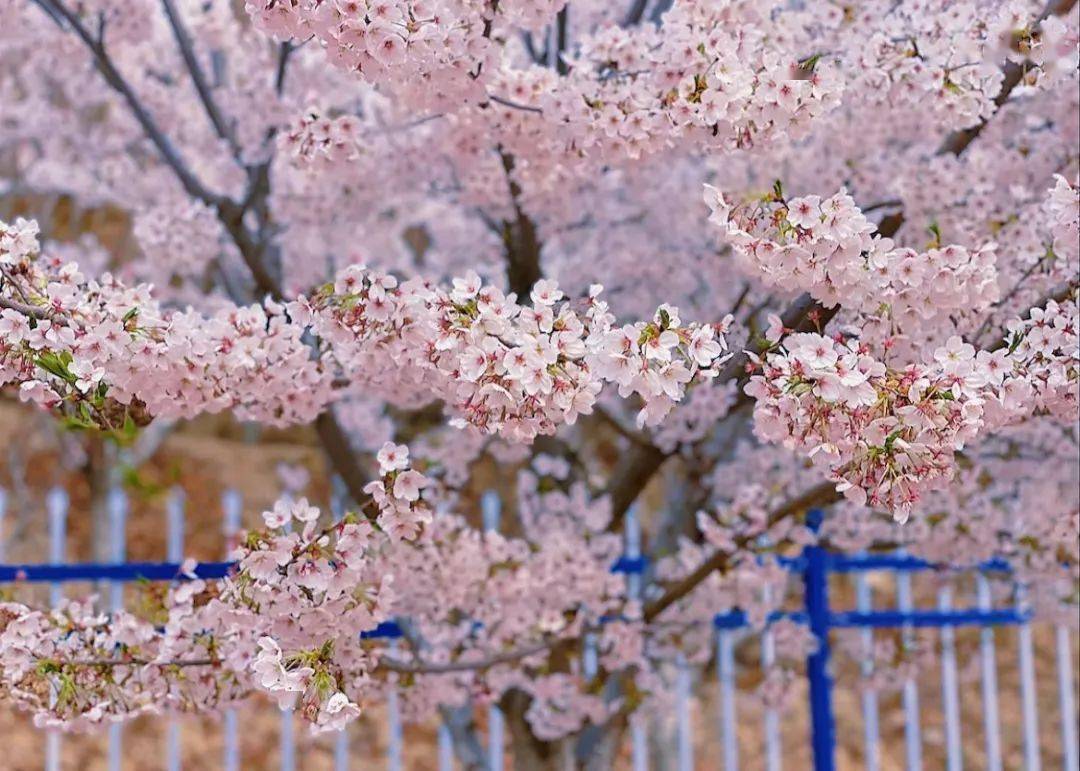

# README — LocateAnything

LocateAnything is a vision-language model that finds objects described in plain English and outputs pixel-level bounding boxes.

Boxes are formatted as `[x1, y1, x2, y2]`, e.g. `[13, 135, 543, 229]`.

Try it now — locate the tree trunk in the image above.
[501, 690, 629, 771]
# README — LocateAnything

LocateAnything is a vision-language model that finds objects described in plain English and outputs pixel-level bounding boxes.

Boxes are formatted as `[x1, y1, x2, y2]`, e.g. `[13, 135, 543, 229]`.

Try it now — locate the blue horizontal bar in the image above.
[360, 620, 403, 639]
[611, 555, 648, 574]
[713, 609, 748, 629]
[713, 609, 809, 630]
[0, 561, 234, 583]
[829, 609, 1029, 628]
[827, 554, 1013, 574]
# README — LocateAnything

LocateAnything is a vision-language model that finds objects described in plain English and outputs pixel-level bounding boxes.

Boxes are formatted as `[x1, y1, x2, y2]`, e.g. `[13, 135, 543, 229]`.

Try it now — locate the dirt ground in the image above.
[0, 402, 1077, 770]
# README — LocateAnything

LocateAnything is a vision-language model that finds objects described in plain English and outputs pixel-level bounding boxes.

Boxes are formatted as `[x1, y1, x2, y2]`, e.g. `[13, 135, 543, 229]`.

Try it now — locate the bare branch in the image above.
[622, 0, 650, 27]
[381, 639, 556, 674]
[0, 295, 50, 319]
[498, 150, 544, 298]
[642, 481, 840, 623]
[160, 0, 243, 162]
[30, 0, 223, 208]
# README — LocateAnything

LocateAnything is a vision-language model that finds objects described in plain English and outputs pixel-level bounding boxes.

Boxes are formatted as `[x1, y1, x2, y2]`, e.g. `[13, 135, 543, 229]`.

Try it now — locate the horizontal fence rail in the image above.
[0, 487, 1077, 770]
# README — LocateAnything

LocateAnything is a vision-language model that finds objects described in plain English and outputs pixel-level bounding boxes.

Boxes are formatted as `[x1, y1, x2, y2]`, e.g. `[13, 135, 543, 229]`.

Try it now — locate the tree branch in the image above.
[314, 411, 374, 505]
[498, 150, 544, 298]
[380, 639, 555, 674]
[160, 0, 243, 162]
[0, 295, 49, 319]
[30, 0, 224, 208]
[642, 481, 840, 623]
[622, 0, 650, 27]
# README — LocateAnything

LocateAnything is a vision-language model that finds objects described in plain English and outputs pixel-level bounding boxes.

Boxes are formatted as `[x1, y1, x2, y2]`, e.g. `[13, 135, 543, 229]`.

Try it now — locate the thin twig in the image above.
[160, 0, 243, 162]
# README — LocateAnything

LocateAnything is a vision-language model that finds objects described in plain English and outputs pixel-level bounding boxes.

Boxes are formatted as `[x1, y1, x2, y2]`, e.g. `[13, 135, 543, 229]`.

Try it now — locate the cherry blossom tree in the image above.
[0, 0, 1077, 767]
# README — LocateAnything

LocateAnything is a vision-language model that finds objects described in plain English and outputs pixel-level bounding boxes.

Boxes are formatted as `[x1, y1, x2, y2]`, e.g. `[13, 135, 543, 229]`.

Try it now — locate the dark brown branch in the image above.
[622, 0, 650, 27]
[160, 0, 242, 162]
[31, 0, 223, 208]
[489, 94, 544, 114]
[315, 411, 374, 505]
[0, 295, 50, 319]
[603, 442, 668, 533]
[381, 639, 555, 674]
[882, 0, 1078, 235]
[498, 151, 544, 298]
[274, 41, 293, 96]
[642, 481, 840, 623]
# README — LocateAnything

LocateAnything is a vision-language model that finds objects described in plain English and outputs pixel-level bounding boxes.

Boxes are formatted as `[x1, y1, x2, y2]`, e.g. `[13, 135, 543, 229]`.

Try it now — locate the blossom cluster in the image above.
[302, 267, 733, 440]
[704, 183, 1000, 341]
[245, 0, 499, 108]
[988, 296, 1079, 426]
[746, 293, 1078, 517]
[0, 474, 631, 738]
[279, 109, 365, 170]
[0, 221, 333, 432]
[0, 576, 243, 731]
[1, 219, 730, 441]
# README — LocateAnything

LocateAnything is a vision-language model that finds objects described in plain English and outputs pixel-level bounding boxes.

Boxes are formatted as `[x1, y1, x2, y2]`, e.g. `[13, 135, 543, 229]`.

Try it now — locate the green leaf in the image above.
[34, 350, 75, 383]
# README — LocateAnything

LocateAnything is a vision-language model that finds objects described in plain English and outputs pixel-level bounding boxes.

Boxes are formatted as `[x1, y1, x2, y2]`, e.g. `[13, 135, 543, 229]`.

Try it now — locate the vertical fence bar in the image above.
[278, 494, 296, 771]
[675, 653, 694, 771]
[717, 627, 738, 771]
[854, 572, 879, 771]
[329, 476, 351, 771]
[937, 585, 962, 771]
[1016, 584, 1041, 771]
[1056, 624, 1079, 771]
[481, 490, 504, 771]
[166, 489, 185, 771]
[280, 699, 295, 771]
[387, 639, 403, 771]
[761, 583, 781, 771]
[46, 487, 68, 771]
[975, 574, 1002, 771]
[895, 552, 922, 771]
[108, 486, 127, 771]
[583, 631, 599, 679]
[0, 487, 6, 561]
[222, 489, 242, 771]
[803, 528, 835, 771]
[438, 723, 454, 771]
[624, 505, 648, 771]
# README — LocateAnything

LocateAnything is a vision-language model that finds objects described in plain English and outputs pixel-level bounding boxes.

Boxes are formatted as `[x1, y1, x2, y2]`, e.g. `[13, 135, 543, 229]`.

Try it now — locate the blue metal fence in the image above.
[1, 489, 1077, 770]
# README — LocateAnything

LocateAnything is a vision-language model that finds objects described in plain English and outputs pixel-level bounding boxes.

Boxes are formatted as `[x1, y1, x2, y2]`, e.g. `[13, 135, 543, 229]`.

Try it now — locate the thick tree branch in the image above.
[314, 412, 374, 505]
[498, 151, 544, 298]
[642, 481, 840, 623]
[622, 0, 650, 27]
[0, 295, 49, 319]
[604, 441, 668, 533]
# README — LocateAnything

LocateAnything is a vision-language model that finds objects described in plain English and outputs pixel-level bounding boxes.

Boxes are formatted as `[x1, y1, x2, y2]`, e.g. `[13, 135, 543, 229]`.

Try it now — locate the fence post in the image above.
[166, 488, 185, 771]
[107, 486, 128, 771]
[330, 476, 351, 771]
[481, 490, 504, 771]
[624, 504, 648, 771]
[221, 489, 242, 771]
[803, 509, 835, 771]
[46, 486, 68, 771]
